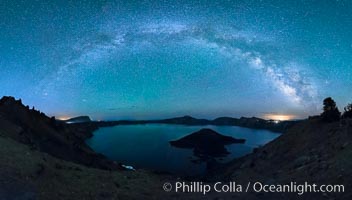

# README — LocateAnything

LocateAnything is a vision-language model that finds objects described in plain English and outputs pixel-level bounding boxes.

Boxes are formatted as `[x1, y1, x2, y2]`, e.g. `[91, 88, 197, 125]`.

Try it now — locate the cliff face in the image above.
[0, 96, 116, 170]
[207, 118, 352, 199]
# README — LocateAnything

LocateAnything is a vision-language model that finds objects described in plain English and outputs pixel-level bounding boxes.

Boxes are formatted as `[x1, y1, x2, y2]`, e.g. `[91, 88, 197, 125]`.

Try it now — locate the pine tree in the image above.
[342, 103, 352, 119]
[320, 97, 340, 122]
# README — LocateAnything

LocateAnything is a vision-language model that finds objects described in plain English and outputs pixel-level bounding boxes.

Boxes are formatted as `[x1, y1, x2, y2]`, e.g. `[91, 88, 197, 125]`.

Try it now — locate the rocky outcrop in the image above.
[0, 96, 117, 170]
[64, 116, 92, 124]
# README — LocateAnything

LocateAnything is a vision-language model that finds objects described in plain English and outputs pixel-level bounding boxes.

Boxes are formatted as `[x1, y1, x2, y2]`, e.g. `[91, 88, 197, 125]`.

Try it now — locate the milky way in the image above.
[1, 0, 351, 120]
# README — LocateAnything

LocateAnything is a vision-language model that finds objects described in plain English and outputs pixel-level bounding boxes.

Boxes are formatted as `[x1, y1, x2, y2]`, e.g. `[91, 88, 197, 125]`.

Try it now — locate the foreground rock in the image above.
[0, 135, 179, 200]
[0, 96, 117, 170]
[205, 118, 352, 199]
[170, 128, 245, 157]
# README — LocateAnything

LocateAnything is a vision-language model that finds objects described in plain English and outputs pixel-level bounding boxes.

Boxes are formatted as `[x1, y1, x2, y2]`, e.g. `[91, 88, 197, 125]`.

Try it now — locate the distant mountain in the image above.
[150, 115, 298, 132]
[154, 115, 210, 125]
[0, 96, 117, 170]
[77, 115, 299, 133]
[64, 116, 91, 124]
[213, 116, 299, 132]
[212, 116, 240, 125]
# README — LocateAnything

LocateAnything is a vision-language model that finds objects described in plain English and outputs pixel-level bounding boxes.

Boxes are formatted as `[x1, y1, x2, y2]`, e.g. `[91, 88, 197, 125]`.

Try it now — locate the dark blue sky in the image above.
[1, 0, 351, 120]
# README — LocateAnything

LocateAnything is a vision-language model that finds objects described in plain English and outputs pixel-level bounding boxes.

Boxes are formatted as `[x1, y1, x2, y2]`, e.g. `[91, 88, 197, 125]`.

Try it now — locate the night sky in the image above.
[1, 0, 351, 120]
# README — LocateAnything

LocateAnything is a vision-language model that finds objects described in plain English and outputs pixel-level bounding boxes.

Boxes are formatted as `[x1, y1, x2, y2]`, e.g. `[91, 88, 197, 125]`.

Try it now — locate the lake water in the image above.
[86, 124, 279, 175]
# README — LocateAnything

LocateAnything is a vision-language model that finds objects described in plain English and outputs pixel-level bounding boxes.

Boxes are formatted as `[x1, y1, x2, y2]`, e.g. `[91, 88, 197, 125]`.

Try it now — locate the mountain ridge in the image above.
[67, 115, 299, 133]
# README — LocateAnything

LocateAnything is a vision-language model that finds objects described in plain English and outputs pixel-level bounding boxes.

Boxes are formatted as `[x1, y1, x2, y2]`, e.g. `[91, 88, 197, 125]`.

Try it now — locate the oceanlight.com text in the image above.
[163, 181, 344, 195]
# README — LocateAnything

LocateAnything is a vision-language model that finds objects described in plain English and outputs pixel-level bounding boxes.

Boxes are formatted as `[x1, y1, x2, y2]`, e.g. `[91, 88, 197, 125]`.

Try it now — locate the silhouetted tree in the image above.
[342, 103, 352, 119]
[320, 97, 341, 122]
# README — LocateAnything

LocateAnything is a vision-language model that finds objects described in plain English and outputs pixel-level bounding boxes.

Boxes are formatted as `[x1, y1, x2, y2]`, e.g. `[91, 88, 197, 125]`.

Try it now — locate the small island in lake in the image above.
[170, 128, 245, 157]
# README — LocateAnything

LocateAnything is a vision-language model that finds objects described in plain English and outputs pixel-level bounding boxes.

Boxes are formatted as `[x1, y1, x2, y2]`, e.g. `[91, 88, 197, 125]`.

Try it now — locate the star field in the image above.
[1, 0, 351, 120]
